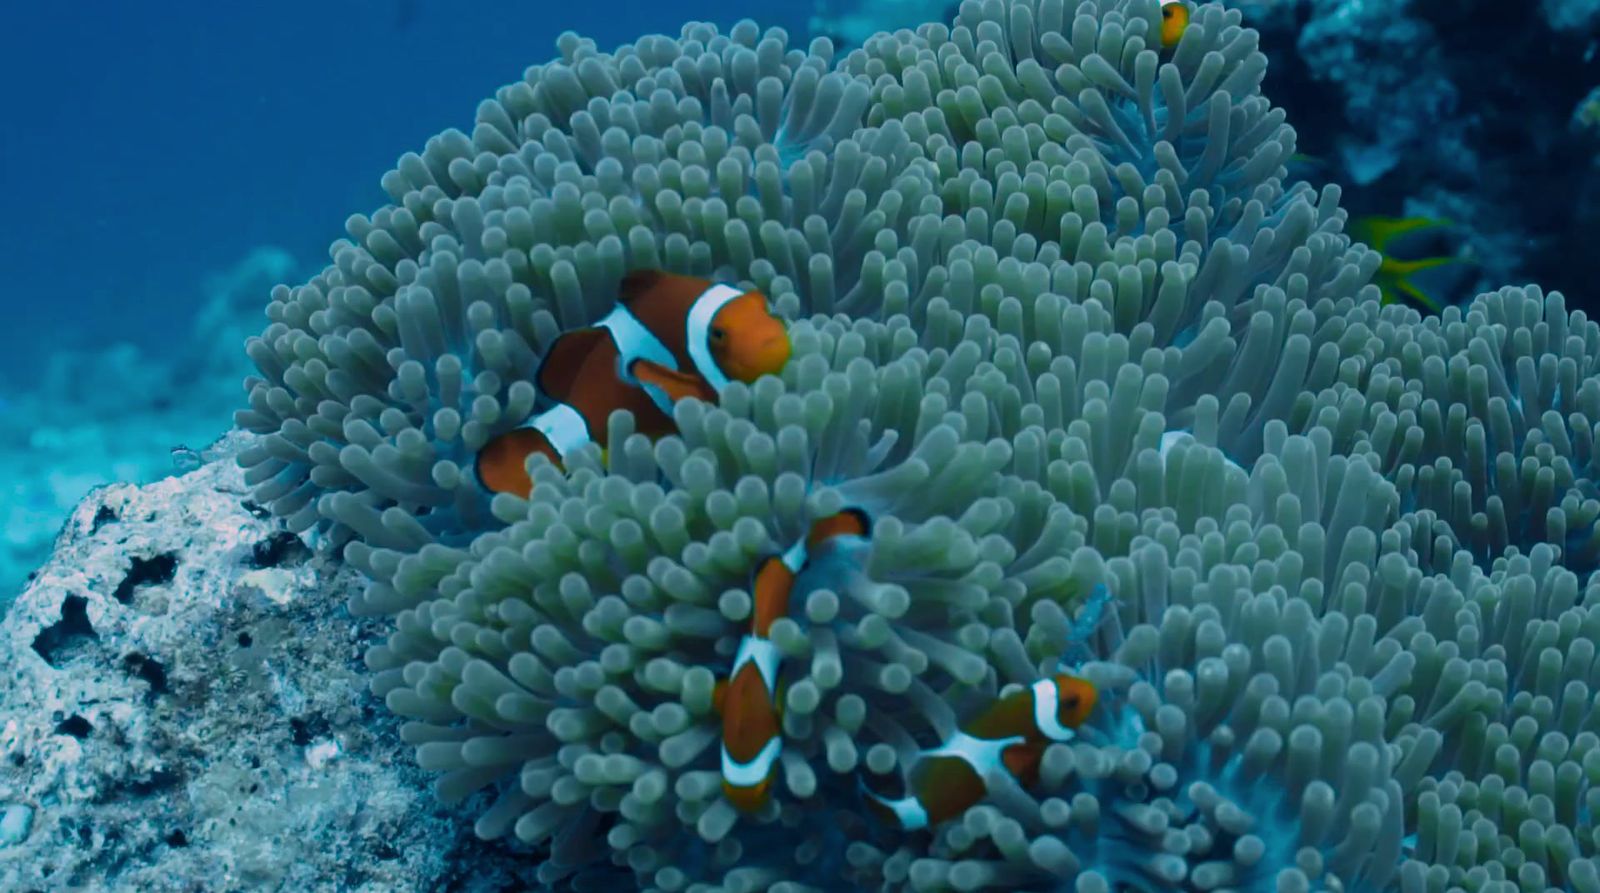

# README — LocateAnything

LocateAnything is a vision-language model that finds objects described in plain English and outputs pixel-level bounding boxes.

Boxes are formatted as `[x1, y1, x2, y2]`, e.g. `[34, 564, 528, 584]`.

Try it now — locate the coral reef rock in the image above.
[0, 431, 537, 893]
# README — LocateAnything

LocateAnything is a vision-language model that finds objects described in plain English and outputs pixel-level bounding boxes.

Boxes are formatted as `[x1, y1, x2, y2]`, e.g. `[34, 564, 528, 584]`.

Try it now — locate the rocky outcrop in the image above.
[0, 432, 536, 893]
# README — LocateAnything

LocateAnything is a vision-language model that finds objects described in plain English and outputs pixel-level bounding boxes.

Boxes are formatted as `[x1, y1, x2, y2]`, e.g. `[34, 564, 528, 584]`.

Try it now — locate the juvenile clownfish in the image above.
[475, 270, 791, 496]
[1160, 0, 1190, 49]
[715, 509, 874, 812]
[861, 673, 1099, 831]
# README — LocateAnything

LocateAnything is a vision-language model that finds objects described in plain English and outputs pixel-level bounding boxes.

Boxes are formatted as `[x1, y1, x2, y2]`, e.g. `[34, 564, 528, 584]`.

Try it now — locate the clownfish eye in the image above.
[1062, 694, 1079, 708]
[710, 326, 727, 341]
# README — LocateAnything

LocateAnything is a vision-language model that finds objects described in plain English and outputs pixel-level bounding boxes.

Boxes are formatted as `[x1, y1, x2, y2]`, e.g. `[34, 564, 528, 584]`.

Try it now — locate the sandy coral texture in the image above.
[0, 434, 539, 893]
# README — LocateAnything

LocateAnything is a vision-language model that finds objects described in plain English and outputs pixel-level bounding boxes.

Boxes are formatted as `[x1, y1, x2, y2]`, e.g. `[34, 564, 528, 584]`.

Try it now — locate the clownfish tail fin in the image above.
[803, 506, 873, 553]
[475, 425, 560, 497]
[858, 777, 927, 831]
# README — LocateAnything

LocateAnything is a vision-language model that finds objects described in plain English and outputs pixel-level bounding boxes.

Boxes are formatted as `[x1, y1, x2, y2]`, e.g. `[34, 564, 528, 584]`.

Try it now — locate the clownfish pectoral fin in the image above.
[537, 327, 610, 403]
[713, 677, 729, 716]
[1000, 740, 1043, 784]
[630, 358, 719, 405]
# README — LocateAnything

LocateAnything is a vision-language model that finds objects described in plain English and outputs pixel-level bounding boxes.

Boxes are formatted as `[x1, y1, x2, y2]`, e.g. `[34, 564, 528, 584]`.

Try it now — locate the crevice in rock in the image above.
[53, 714, 93, 739]
[122, 652, 169, 698]
[112, 554, 178, 605]
[30, 595, 98, 666]
[248, 531, 309, 570]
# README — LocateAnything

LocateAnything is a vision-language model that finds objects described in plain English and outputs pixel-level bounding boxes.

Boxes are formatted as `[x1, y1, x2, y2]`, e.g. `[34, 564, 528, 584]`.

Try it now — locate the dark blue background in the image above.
[0, 0, 814, 386]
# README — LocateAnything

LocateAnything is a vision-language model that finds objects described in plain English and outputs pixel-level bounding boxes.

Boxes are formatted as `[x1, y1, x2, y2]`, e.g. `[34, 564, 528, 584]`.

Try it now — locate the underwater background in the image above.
[10, 1, 1600, 890]
[8, 0, 1600, 614]
[3, 0, 825, 611]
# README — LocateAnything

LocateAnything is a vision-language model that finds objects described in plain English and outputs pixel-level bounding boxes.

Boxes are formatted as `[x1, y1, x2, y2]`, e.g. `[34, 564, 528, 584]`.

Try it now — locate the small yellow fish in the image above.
[1161, 0, 1191, 48]
[1348, 215, 1462, 313]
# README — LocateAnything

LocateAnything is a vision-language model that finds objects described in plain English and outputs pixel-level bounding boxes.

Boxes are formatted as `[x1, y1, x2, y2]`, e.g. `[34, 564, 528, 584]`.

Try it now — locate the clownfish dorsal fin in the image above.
[536, 327, 610, 404]
[631, 358, 719, 405]
[617, 269, 667, 308]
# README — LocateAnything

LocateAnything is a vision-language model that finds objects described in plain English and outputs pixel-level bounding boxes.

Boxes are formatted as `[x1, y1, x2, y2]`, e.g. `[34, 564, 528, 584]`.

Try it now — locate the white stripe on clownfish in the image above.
[594, 301, 681, 415]
[525, 403, 592, 462]
[685, 283, 744, 394]
[582, 282, 753, 417]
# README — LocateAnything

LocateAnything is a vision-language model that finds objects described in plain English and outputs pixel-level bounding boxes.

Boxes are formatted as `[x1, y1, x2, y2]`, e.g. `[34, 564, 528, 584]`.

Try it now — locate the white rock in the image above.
[0, 431, 538, 892]
[0, 803, 31, 844]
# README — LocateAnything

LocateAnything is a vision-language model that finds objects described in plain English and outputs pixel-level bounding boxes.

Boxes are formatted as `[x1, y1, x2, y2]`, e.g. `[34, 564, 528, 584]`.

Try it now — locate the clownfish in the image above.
[475, 270, 791, 496]
[1160, 0, 1190, 48]
[716, 508, 873, 812]
[861, 673, 1099, 831]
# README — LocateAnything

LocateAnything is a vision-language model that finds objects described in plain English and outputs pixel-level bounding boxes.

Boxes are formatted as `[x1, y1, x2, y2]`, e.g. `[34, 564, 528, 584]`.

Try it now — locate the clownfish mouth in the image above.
[724, 333, 791, 381]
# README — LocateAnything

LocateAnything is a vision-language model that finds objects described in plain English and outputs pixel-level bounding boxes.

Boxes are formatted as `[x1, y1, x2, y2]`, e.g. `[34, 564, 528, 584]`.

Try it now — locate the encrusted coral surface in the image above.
[0, 433, 540, 892]
[212, 0, 1600, 889]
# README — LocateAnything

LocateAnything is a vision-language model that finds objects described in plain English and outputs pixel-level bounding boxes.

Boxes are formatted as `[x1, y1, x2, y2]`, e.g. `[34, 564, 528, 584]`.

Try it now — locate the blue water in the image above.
[0, 0, 816, 388]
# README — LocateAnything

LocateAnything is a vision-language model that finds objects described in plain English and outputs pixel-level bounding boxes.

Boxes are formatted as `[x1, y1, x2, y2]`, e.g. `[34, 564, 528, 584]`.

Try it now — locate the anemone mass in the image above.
[238, 1, 1600, 889]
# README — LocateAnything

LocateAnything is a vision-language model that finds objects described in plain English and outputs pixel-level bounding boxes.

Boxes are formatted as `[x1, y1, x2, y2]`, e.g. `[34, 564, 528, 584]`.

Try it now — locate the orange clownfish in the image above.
[1160, 0, 1190, 49]
[716, 509, 873, 812]
[861, 674, 1098, 831]
[475, 270, 791, 496]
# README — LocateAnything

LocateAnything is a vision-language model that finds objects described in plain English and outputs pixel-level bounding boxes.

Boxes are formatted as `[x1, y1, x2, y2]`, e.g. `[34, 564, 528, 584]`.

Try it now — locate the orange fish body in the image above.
[718, 509, 874, 812]
[1160, 0, 1190, 48]
[475, 329, 673, 495]
[717, 544, 806, 812]
[862, 674, 1098, 830]
[474, 270, 791, 496]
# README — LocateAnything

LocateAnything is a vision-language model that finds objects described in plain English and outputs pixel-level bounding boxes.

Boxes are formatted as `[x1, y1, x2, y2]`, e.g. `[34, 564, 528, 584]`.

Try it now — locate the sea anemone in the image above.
[236, 0, 1600, 889]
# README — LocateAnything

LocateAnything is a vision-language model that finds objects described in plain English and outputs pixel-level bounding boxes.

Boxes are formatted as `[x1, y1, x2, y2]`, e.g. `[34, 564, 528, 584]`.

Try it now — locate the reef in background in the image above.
[0, 248, 300, 617]
[809, 0, 1600, 313]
